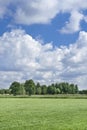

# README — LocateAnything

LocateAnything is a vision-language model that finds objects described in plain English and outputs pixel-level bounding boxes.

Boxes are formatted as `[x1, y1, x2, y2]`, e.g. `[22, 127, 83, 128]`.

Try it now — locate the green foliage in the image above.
[20, 83, 26, 95]
[10, 81, 23, 95]
[47, 85, 56, 94]
[0, 79, 80, 95]
[0, 89, 10, 94]
[41, 85, 47, 94]
[24, 79, 35, 95]
[35, 82, 41, 95]
[79, 90, 87, 94]
[0, 89, 5, 94]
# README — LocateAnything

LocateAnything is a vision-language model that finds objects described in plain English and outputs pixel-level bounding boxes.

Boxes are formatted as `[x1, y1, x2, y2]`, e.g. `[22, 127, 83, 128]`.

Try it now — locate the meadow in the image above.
[0, 98, 87, 130]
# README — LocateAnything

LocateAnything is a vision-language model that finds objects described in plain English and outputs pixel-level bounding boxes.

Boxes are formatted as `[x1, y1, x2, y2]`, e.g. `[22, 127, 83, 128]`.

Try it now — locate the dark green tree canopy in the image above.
[24, 79, 35, 95]
[10, 81, 21, 95]
[7, 79, 79, 96]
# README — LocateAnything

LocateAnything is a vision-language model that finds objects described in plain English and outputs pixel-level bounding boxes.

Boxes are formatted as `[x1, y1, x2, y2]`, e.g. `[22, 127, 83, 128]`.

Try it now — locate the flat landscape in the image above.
[0, 98, 87, 130]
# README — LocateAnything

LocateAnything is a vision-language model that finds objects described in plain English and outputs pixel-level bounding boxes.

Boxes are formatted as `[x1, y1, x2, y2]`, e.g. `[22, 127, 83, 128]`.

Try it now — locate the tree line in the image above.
[0, 79, 81, 96]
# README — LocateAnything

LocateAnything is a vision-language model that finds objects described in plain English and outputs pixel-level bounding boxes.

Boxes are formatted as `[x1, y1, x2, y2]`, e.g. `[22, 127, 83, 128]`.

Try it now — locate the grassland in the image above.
[0, 98, 87, 130]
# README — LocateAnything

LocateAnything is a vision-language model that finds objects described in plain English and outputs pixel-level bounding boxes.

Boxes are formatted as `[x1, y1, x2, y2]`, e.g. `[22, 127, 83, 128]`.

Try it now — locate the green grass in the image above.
[1, 94, 87, 99]
[0, 98, 87, 130]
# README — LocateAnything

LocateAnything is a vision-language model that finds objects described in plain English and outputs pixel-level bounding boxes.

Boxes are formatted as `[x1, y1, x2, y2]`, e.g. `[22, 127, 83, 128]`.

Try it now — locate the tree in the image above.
[24, 79, 35, 95]
[58, 83, 64, 94]
[79, 90, 87, 94]
[35, 82, 41, 95]
[55, 88, 61, 94]
[20, 83, 26, 95]
[74, 84, 79, 94]
[41, 85, 47, 95]
[47, 85, 56, 94]
[69, 84, 76, 94]
[0, 89, 5, 94]
[9, 81, 21, 95]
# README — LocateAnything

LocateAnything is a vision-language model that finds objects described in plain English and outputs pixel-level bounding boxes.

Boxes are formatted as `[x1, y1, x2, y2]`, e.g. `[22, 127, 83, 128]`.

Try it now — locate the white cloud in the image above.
[0, 0, 87, 33]
[0, 0, 11, 18]
[0, 29, 87, 89]
[14, 0, 59, 25]
[60, 11, 84, 33]
[58, 0, 87, 33]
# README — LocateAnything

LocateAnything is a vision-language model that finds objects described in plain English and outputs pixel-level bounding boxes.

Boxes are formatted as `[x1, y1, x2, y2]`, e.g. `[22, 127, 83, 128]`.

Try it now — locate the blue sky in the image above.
[0, 0, 87, 89]
[0, 11, 79, 46]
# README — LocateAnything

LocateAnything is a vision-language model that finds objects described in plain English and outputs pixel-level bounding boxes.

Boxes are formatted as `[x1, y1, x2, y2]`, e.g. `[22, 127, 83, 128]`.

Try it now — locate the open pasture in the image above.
[0, 98, 87, 130]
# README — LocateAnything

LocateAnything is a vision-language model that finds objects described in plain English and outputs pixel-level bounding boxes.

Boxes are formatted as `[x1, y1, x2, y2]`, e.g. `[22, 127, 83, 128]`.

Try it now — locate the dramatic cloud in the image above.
[0, 0, 87, 33]
[0, 29, 87, 89]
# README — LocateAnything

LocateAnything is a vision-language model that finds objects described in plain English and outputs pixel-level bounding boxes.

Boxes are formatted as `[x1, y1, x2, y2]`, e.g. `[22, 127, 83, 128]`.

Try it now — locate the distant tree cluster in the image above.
[0, 89, 10, 95]
[79, 90, 87, 94]
[2, 79, 87, 96]
[5, 79, 79, 96]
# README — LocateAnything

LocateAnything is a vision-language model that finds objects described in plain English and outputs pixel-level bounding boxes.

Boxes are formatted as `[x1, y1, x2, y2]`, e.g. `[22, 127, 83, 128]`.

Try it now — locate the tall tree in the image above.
[9, 81, 21, 95]
[41, 85, 47, 95]
[24, 79, 35, 95]
[35, 82, 41, 95]
[70, 84, 75, 94]
[20, 83, 26, 95]
[74, 84, 79, 94]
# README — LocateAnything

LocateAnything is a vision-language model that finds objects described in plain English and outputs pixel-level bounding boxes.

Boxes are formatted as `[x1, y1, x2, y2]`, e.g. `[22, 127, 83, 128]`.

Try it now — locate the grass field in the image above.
[0, 98, 87, 130]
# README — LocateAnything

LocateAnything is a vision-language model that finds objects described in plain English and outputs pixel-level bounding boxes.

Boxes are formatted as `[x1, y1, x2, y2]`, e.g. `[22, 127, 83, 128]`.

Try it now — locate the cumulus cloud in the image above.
[14, 0, 59, 25]
[0, 0, 87, 33]
[58, 0, 87, 33]
[0, 29, 87, 89]
[60, 11, 84, 33]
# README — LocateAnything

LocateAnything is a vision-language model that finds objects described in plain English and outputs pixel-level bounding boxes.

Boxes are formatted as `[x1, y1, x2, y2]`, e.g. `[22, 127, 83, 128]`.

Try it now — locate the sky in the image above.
[0, 0, 87, 89]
